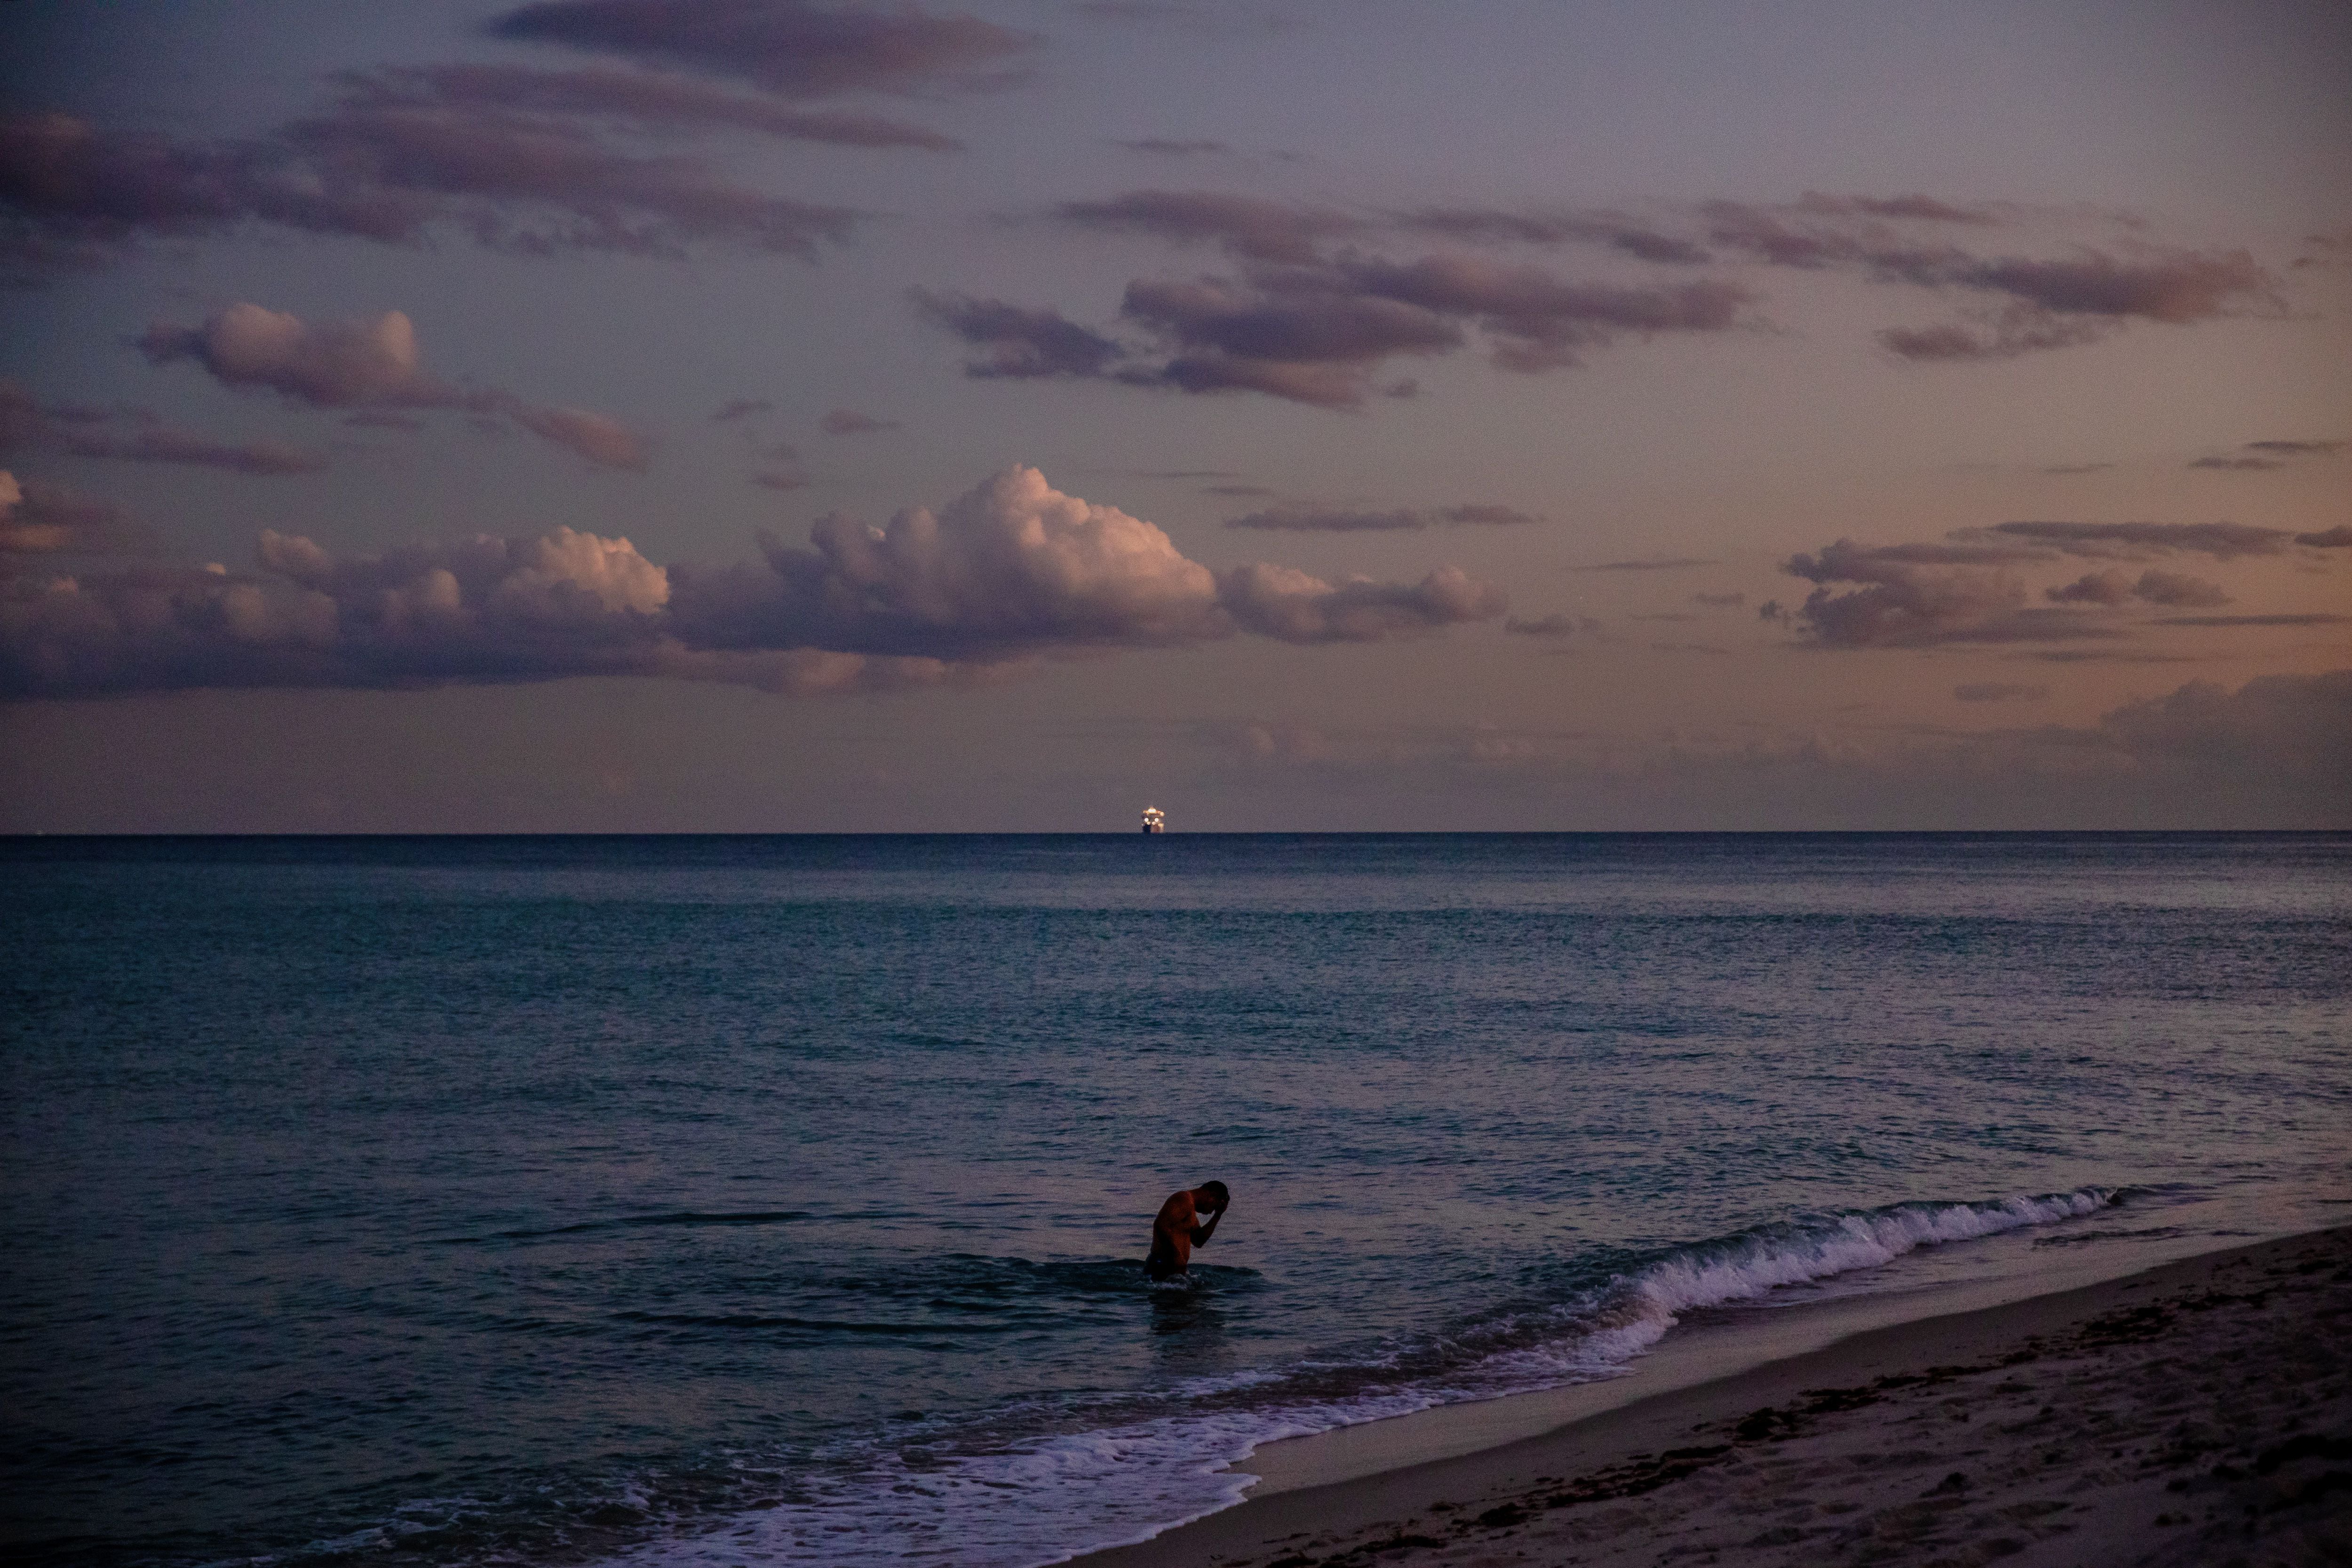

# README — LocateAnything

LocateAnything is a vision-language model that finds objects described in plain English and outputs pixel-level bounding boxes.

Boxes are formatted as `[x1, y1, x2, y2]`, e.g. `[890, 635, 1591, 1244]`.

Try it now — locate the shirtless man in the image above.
[1144, 1181, 1229, 1280]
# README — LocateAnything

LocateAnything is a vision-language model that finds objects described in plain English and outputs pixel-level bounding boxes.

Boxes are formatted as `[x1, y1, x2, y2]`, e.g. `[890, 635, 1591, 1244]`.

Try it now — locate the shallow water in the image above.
[2, 834, 2346, 1567]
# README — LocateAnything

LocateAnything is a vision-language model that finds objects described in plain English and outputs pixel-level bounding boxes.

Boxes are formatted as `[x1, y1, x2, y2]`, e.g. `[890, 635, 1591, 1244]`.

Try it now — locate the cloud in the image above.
[1780, 537, 2112, 647]
[1, 382, 325, 475]
[138, 302, 454, 408]
[137, 303, 651, 470]
[0, 467, 1501, 698]
[507, 405, 651, 470]
[1, 93, 857, 274]
[343, 63, 961, 149]
[2189, 438, 2343, 471]
[485, 0, 1037, 98]
[2045, 567, 2229, 608]
[927, 231, 1750, 406]
[2296, 525, 2352, 549]
[749, 440, 810, 488]
[2245, 439, 2343, 457]
[908, 289, 1125, 379]
[2096, 670, 2352, 781]
[1216, 561, 1503, 644]
[1115, 139, 1231, 157]
[1692, 591, 1745, 608]
[1057, 189, 1365, 263]
[2152, 613, 2349, 629]
[953, 190, 2271, 394]
[1954, 682, 2047, 702]
[1871, 248, 2277, 360]
[712, 398, 772, 421]
[820, 407, 898, 435]
[0, 473, 135, 557]
[1982, 520, 2303, 560]
[1397, 207, 1712, 264]
[1224, 501, 1536, 532]
[1503, 613, 1588, 638]
[2040, 462, 2114, 475]
[1574, 557, 1715, 573]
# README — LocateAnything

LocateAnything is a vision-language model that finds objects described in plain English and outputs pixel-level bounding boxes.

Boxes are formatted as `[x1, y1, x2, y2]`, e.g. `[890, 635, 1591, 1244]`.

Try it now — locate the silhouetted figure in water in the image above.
[1144, 1181, 1229, 1280]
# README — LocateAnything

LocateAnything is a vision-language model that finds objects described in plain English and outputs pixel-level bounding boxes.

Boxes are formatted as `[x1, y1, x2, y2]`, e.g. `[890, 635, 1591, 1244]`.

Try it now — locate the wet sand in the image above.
[1071, 1225, 2352, 1568]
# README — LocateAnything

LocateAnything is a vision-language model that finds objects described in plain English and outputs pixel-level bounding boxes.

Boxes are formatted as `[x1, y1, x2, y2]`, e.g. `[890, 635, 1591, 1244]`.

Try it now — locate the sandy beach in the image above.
[1073, 1225, 2352, 1568]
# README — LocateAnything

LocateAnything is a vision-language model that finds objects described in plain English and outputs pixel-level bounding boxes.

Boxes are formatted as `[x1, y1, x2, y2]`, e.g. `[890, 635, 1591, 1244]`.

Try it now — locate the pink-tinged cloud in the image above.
[820, 408, 898, 435]
[2, 467, 1501, 696]
[506, 406, 650, 470]
[139, 304, 457, 408]
[484, 0, 1037, 98]
[139, 303, 652, 470]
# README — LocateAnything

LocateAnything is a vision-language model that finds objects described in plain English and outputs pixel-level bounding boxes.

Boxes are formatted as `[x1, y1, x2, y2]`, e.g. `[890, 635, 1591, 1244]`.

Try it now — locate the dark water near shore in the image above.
[2, 834, 2347, 1568]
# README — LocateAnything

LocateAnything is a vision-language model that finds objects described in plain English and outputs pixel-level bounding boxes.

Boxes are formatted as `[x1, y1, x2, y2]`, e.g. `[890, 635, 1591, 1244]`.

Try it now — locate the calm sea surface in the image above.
[3, 834, 2347, 1568]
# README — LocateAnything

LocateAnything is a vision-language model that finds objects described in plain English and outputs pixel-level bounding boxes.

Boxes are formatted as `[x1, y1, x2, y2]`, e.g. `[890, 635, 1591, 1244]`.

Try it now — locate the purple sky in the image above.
[3, 0, 2346, 828]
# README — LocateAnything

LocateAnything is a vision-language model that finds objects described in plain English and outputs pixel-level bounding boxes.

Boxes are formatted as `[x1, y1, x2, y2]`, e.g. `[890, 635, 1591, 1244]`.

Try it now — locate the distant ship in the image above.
[1140, 806, 1165, 834]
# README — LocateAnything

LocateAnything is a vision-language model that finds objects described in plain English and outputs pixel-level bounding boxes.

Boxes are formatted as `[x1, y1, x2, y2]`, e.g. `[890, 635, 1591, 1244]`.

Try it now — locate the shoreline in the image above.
[1068, 1223, 2352, 1568]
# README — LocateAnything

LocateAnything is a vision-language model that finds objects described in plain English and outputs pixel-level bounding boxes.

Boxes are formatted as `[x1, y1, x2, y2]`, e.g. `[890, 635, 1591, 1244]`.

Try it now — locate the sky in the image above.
[2, 0, 2347, 831]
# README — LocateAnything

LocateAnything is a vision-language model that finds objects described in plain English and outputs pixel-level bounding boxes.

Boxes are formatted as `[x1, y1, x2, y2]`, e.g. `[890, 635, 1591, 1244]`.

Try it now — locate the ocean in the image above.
[3, 833, 2346, 1568]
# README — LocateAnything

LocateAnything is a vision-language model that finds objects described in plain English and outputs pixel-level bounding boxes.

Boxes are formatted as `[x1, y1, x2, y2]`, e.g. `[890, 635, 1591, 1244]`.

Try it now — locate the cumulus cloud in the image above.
[138, 303, 454, 408]
[137, 303, 651, 470]
[484, 0, 1037, 99]
[1224, 501, 1536, 532]
[2, 466, 1502, 697]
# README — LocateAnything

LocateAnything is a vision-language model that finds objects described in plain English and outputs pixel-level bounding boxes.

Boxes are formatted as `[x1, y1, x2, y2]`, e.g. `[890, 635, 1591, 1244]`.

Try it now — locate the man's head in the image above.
[1196, 1180, 1230, 1212]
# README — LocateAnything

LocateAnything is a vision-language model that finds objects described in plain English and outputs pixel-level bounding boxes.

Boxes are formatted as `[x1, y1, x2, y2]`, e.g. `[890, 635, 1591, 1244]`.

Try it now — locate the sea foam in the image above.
[610, 1187, 2115, 1568]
